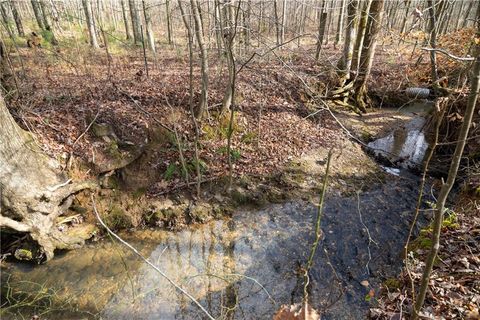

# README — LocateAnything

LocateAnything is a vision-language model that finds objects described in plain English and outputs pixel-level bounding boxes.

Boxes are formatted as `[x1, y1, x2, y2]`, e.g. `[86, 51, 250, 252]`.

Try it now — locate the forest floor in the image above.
[3, 28, 479, 318]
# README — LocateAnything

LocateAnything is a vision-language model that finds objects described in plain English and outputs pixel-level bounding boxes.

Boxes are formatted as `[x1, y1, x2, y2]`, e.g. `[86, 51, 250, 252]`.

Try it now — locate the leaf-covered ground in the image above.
[4, 27, 479, 318]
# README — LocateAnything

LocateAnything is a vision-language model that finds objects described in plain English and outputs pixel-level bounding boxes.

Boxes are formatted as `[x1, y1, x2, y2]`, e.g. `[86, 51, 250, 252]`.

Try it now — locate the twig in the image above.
[356, 191, 378, 276]
[303, 149, 333, 303]
[46, 179, 72, 192]
[72, 110, 100, 147]
[91, 195, 215, 320]
[420, 47, 474, 62]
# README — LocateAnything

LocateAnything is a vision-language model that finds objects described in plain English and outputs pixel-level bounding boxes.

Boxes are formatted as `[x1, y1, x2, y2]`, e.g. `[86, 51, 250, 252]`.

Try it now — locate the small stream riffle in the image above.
[1, 108, 434, 319]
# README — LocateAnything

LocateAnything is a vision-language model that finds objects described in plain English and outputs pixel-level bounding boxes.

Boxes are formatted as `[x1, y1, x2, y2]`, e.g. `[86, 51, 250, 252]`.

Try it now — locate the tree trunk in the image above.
[39, 0, 58, 45]
[454, 1, 465, 31]
[0, 95, 95, 261]
[31, 0, 45, 31]
[0, 41, 15, 95]
[400, 0, 411, 34]
[245, 0, 251, 52]
[120, 0, 132, 40]
[281, 0, 287, 44]
[314, 1, 327, 61]
[221, 2, 235, 113]
[274, 0, 281, 46]
[337, 0, 358, 83]
[142, 0, 156, 53]
[413, 13, 480, 319]
[335, 0, 346, 46]
[39, 0, 50, 31]
[427, 0, 438, 83]
[0, 1, 14, 37]
[10, 0, 25, 37]
[178, 0, 202, 198]
[190, 0, 208, 119]
[82, 0, 99, 48]
[462, 0, 475, 28]
[128, 0, 141, 44]
[353, 0, 384, 112]
[214, 0, 223, 59]
[166, 0, 173, 45]
[324, 0, 333, 44]
[351, 0, 371, 74]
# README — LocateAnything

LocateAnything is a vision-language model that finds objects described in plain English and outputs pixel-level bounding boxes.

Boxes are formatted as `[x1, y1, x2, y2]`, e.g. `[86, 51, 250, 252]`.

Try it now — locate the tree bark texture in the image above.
[0, 95, 95, 261]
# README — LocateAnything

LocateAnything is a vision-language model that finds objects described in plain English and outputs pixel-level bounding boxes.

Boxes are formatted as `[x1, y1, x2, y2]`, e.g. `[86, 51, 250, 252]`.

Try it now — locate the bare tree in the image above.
[335, 0, 346, 47]
[351, 0, 371, 74]
[337, 0, 359, 84]
[82, 0, 99, 48]
[121, 0, 132, 40]
[190, 0, 208, 119]
[274, 0, 281, 46]
[9, 0, 25, 37]
[128, 0, 142, 44]
[142, 0, 156, 53]
[221, 1, 236, 113]
[31, 0, 46, 31]
[352, 0, 384, 112]
[178, 0, 202, 198]
[280, 0, 287, 44]
[315, 0, 328, 61]
[166, 0, 173, 45]
[427, 0, 439, 83]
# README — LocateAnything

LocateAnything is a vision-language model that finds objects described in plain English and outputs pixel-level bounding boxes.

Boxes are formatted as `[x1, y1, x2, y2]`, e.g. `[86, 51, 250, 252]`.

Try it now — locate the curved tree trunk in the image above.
[221, 1, 235, 114]
[0, 95, 95, 261]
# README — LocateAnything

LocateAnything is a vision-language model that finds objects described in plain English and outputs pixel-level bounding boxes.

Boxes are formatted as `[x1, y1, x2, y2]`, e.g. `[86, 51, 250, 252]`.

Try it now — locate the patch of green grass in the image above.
[442, 211, 459, 229]
[186, 158, 208, 174]
[164, 163, 177, 180]
[217, 146, 242, 161]
[241, 131, 257, 144]
[40, 30, 56, 46]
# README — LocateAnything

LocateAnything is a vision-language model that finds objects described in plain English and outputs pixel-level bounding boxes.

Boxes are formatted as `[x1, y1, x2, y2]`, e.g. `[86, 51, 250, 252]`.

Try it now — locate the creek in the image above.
[1, 109, 434, 320]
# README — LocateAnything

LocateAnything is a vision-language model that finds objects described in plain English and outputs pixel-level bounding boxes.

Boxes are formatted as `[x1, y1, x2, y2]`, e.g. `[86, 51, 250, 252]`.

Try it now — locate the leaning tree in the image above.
[0, 95, 94, 261]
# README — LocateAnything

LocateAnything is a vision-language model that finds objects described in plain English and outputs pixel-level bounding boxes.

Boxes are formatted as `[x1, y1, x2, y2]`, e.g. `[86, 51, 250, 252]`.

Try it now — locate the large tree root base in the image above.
[1, 181, 97, 262]
[327, 81, 370, 114]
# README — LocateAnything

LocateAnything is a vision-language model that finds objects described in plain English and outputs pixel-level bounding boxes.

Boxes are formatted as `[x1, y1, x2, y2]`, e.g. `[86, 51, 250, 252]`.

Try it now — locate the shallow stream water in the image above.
[1, 174, 428, 320]
[367, 101, 434, 170]
[1, 108, 434, 319]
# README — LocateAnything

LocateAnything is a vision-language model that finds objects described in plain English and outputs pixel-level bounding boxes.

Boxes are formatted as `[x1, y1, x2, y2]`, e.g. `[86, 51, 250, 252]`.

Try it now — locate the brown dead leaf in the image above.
[273, 302, 320, 320]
